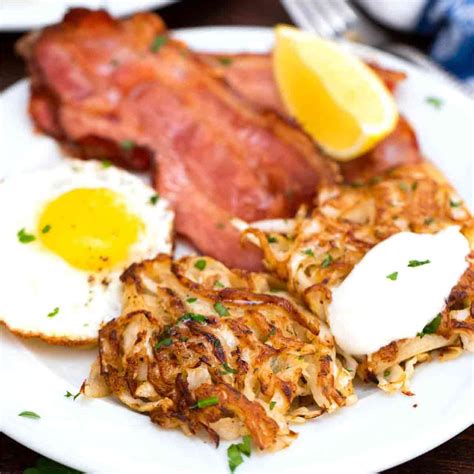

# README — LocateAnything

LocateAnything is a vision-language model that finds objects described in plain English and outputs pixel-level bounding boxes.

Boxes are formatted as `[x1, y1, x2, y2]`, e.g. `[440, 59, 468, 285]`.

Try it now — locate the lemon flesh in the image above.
[273, 25, 398, 160]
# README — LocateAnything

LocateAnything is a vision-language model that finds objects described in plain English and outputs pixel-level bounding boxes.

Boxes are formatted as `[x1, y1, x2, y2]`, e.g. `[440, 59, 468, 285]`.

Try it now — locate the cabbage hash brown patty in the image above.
[84, 254, 356, 451]
[243, 162, 474, 394]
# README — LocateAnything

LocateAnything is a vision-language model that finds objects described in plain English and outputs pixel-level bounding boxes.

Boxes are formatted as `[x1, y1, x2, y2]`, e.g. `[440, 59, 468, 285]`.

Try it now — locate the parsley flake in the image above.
[399, 182, 409, 192]
[17, 228, 35, 244]
[450, 199, 461, 208]
[214, 302, 229, 317]
[424, 217, 434, 225]
[120, 139, 135, 151]
[227, 436, 252, 473]
[214, 280, 225, 288]
[65, 390, 81, 401]
[155, 337, 172, 350]
[101, 160, 112, 168]
[186, 297, 197, 303]
[386, 271, 398, 281]
[194, 259, 206, 271]
[418, 314, 442, 338]
[47, 307, 59, 318]
[383, 369, 391, 378]
[321, 253, 333, 268]
[407, 259, 430, 267]
[178, 312, 207, 324]
[222, 362, 237, 374]
[426, 96, 443, 109]
[192, 396, 219, 409]
[269, 400, 276, 411]
[150, 35, 168, 53]
[18, 411, 40, 420]
[267, 236, 277, 243]
[149, 194, 160, 205]
[263, 325, 276, 342]
[41, 224, 51, 234]
[218, 57, 234, 66]
[303, 248, 314, 257]
[228, 444, 243, 473]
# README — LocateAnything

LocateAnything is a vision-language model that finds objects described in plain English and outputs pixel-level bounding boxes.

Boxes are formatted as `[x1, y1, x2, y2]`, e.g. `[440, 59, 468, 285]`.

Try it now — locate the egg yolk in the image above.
[38, 188, 144, 271]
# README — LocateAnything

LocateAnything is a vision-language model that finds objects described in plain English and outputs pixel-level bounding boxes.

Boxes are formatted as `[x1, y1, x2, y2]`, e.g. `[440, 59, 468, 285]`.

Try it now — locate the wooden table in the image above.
[0, 0, 472, 472]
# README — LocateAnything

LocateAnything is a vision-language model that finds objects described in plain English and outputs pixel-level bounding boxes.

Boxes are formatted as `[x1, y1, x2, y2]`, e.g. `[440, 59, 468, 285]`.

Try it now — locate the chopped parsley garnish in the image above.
[41, 224, 51, 234]
[449, 199, 461, 208]
[302, 248, 314, 257]
[425, 96, 443, 109]
[386, 271, 398, 281]
[214, 280, 225, 288]
[218, 57, 234, 66]
[17, 228, 35, 243]
[269, 400, 276, 410]
[120, 139, 135, 151]
[267, 236, 277, 243]
[65, 390, 81, 401]
[424, 217, 435, 225]
[399, 182, 409, 192]
[407, 259, 430, 267]
[214, 302, 229, 317]
[221, 362, 237, 374]
[194, 259, 206, 271]
[412, 181, 418, 191]
[227, 444, 243, 473]
[149, 194, 160, 205]
[186, 297, 197, 303]
[47, 307, 60, 318]
[155, 337, 172, 350]
[192, 396, 219, 409]
[227, 436, 252, 473]
[178, 312, 207, 324]
[263, 325, 276, 342]
[383, 369, 391, 378]
[18, 411, 40, 420]
[368, 176, 382, 185]
[150, 35, 168, 53]
[321, 253, 333, 268]
[238, 435, 251, 456]
[101, 159, 112, 168]
[418, 314, 442, 338]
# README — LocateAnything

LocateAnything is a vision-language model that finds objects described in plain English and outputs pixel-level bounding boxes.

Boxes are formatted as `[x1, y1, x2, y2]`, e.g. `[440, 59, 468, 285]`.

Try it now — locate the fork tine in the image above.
[317, 0, 349, 38]
[299, 0, 336, 38]
[281, 0, 316, 32]
[334, 0, 359, 25]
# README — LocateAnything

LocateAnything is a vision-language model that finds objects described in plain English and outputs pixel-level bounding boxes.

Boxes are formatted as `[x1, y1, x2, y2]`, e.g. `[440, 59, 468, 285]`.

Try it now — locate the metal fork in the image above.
[281, 0, 469, 95]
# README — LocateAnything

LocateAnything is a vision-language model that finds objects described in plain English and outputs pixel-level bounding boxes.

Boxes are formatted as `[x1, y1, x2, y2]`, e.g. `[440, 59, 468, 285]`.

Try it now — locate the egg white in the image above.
[0, 159, 174, 344]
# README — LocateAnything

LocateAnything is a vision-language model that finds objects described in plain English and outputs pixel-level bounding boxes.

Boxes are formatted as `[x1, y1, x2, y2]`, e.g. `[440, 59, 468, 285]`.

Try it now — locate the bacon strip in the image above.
[20, 9, 337, 270]
[201, 53, 423, 181]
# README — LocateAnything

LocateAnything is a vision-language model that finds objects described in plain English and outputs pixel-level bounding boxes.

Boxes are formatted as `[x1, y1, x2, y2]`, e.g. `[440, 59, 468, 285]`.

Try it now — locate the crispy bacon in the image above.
[20, 9, 338, 270]
[203, 53, 423, 181]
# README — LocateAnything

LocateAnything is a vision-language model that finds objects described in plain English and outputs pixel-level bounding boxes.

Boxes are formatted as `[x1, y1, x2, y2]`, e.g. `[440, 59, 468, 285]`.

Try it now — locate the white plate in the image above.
[0, 0, 176, 31]
[0, 26, 473, 474]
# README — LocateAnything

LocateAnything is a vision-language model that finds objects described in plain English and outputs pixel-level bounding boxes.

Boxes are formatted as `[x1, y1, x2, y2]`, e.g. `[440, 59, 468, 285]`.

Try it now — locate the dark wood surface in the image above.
[0, 0, 472, 472]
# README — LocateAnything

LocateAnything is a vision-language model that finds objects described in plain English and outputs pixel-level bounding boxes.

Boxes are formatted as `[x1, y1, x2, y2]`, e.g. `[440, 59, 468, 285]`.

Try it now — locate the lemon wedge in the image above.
[273, 25, 399, 160]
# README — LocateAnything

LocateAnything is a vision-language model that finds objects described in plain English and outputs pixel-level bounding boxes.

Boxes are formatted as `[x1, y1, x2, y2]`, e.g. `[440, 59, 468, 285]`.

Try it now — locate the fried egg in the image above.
[0, 159, 174, 345]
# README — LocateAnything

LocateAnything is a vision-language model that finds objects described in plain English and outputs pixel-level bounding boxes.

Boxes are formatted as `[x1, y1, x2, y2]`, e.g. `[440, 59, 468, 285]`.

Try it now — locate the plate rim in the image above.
[1, 25, 473, 473]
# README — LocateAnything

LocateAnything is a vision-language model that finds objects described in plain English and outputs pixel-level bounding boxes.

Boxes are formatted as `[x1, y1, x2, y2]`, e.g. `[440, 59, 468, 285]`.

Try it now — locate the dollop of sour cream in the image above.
[328, 226, 470, 355]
